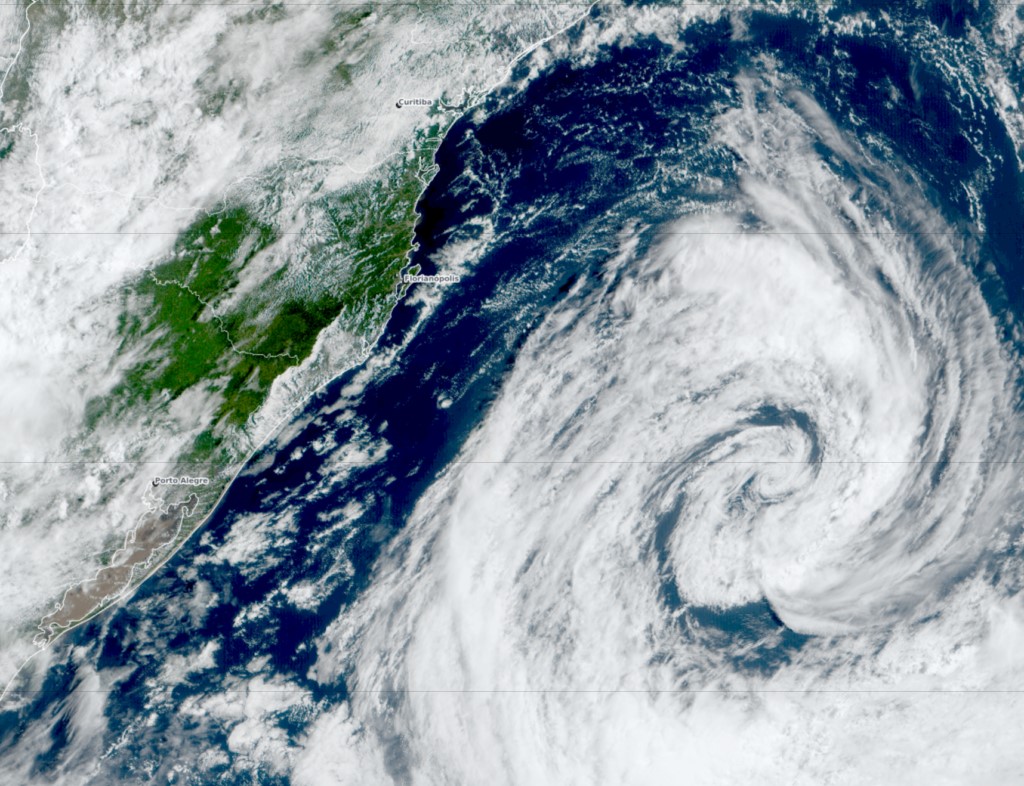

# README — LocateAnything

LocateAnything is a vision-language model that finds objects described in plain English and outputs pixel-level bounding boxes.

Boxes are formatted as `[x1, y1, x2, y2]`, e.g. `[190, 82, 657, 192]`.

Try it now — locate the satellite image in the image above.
[1, 0, 1023, 783]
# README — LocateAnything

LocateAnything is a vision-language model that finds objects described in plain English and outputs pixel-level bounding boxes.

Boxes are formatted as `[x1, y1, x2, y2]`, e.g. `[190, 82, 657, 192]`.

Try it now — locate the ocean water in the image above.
[3, 5, 1024, 783]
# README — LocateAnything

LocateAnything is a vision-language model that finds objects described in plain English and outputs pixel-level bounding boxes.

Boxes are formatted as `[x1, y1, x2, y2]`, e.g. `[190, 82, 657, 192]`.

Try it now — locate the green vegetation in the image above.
[90, 135, 440, 463]
[100, 208, 276, 437]
[322, 130, 440, 331]
[217, 297, 341, 427]
[214, 137, 439, 426]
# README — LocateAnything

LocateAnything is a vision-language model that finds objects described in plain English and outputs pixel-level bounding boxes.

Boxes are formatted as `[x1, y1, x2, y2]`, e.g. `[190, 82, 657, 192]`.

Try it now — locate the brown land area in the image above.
[37, 494, 199, 641]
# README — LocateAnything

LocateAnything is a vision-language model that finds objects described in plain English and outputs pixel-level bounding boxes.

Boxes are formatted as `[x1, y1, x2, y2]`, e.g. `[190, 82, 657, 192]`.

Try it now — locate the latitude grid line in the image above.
[2, 460, 1023, 464]
[0, 2, 948, 6]
[0, 230, 1019, 235]
[5, 688, 1024, 695]
[0, 2, 1021, 5]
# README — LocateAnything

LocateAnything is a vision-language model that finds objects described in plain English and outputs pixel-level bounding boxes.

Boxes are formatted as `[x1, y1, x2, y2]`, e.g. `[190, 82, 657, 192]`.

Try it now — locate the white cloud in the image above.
[0, 0, 592, 689]
[300, 82, 1024, 784]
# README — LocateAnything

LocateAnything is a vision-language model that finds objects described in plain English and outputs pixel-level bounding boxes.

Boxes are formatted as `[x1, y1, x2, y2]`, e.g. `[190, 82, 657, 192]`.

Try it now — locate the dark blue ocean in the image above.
[3, 4, 1024, 782]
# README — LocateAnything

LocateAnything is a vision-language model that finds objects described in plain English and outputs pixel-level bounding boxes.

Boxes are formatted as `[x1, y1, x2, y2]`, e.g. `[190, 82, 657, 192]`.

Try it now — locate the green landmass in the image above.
[86, 133, 442, 469]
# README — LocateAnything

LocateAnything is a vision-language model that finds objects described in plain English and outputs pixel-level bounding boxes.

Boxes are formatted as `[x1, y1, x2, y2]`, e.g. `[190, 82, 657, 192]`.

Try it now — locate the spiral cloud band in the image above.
[300, 81, 1024, 784]
[3, 7, 1024, 784]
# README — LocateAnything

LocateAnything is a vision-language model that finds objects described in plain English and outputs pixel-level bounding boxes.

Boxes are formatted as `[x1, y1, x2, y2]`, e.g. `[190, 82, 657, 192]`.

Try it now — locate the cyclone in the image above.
[301, 22, 1024, 786]
[3, 4, 1024, 785]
